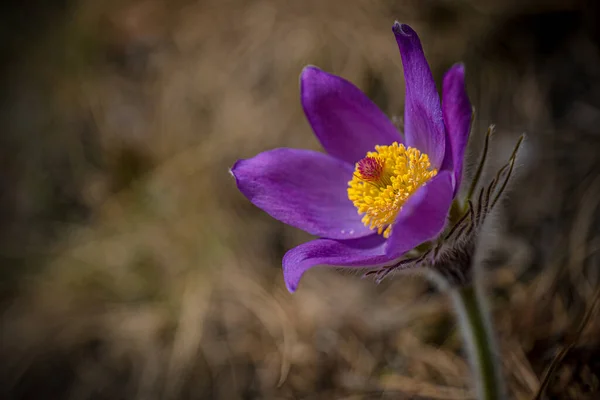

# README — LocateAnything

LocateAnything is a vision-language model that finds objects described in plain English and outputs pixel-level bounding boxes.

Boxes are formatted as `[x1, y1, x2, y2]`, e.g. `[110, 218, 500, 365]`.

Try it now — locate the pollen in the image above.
[347, 142, 437, 238]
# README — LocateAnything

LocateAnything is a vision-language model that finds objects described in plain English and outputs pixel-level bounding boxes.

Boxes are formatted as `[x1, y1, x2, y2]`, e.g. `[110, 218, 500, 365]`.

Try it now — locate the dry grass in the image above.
[1, 0, 600, 399]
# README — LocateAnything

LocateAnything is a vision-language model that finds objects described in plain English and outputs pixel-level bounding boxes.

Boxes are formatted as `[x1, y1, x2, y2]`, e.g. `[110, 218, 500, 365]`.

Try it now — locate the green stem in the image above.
[451, 285, 504, 400]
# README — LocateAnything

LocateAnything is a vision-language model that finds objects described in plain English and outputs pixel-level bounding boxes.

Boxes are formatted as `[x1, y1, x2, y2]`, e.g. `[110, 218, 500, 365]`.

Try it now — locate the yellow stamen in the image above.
[347, 142, 437, 238]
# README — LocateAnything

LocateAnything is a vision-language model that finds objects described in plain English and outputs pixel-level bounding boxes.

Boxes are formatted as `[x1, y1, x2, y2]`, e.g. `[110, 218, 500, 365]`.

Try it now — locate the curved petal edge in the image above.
[441, 63, 472, 195]
[301, 66, 402, 165]
[282, 234, 391, 292]
[392, 22, 446, 170]
[385, 170, 454, 258]
[231, 148, 374, 240]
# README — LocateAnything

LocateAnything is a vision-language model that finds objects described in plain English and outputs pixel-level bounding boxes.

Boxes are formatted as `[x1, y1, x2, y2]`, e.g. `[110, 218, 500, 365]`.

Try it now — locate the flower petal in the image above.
[385, 171, 453, 257]
[300, 66, 402, 165]
[282, 234, 390, 292]
[392, 22, 445, 169]
[231, 148, 373, 240]
[441, 63, 472, 195]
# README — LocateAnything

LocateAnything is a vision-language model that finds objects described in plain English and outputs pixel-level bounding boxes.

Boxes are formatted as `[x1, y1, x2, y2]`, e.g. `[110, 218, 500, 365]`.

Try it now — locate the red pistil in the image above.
[357, 156, 385, 181]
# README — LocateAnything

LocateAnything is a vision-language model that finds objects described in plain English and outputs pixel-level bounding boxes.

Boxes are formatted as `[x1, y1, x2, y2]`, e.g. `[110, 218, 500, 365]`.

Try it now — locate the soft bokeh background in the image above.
[1, 0, 600, 398]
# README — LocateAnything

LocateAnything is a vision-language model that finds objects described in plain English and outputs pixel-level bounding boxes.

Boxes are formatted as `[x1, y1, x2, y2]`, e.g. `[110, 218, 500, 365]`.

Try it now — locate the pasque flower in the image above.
[231, 22, 472, 292]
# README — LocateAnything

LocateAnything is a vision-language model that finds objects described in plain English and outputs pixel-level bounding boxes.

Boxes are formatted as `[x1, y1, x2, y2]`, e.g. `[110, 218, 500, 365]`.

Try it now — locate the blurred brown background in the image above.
[1, 0, 600, 399]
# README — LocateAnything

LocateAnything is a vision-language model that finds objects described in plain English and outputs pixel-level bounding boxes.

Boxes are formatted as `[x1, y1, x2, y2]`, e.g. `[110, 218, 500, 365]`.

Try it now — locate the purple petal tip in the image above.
[392, 22, 415, 37]
[230, 159, 249, 200]
[286, 283, 297, 293]
[452, 62, 466, 75]
[230, 159, 242, 180]
[300, 65, 322, 80]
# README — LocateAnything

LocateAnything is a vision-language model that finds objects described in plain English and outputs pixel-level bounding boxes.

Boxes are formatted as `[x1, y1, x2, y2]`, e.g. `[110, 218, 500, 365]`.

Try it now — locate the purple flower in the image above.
[231, 23, 472, 292]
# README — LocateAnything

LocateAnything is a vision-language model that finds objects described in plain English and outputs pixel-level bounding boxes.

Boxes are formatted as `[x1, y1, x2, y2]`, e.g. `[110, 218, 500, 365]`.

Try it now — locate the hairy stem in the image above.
[451, 285, 505, 400]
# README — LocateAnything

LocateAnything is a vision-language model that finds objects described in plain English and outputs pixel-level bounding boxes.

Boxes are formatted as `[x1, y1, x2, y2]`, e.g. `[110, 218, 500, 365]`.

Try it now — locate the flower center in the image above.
[347, 142, 437, 238]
